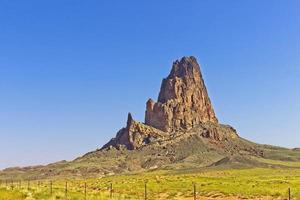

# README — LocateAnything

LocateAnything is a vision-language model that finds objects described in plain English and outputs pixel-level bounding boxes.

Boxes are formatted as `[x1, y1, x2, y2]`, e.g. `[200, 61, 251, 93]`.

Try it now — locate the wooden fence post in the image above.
[50, 181, 53, 195]
[193, 182, 197, 200]
[110, 183, 113, 198]
[145, 181, 148, 200]
[85, 182, 87, 200]
[27, 180, 30, 190]
[65, 181, 68, 198]
[288, 188, 291, 200]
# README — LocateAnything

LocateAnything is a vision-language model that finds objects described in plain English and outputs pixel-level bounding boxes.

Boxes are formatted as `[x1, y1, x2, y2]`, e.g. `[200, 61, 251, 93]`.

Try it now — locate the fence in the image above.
[0, 179, 295, 200]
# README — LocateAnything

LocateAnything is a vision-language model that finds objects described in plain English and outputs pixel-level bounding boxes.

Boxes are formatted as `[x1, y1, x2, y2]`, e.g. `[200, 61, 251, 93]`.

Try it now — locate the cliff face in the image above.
[102, 56, 219, 150]
[145, 56, 218, 132]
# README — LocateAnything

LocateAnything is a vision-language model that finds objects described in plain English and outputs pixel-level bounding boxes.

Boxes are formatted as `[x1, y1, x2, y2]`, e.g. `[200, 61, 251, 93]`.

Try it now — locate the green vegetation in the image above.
[2, 129, 300, 199]
[253, 156, 300, 167]
[0, 188, 24, 200]
[1, 167, 300, 199]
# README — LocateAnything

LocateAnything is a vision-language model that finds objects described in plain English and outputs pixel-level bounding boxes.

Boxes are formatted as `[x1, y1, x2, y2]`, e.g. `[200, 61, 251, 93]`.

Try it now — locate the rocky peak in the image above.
[145, 56, 218, 132]
[102, 56, 219, 150]
[127, 112, 134, 127]
[167, 56, 199, 79]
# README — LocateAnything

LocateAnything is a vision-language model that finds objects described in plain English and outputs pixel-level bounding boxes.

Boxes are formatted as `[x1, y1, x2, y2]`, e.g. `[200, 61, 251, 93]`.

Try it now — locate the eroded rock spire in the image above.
[145, 56, 218, 132]
[102, 56, 219, 150]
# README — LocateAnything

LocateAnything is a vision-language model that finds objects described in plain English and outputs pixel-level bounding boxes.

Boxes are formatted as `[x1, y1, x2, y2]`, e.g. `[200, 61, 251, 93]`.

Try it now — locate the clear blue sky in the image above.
[0, 0, 299, 169]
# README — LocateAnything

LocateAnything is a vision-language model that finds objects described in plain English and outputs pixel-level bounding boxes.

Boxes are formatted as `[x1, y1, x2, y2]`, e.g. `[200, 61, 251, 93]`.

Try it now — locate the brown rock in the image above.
[102, 56, 219, 150]
[102, 113, 167, 150]
[145, 56, 218, 132]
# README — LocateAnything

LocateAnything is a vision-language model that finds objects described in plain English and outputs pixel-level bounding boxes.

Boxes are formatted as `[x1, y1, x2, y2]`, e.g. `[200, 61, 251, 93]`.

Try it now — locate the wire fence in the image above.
[0, 179, 296, 200]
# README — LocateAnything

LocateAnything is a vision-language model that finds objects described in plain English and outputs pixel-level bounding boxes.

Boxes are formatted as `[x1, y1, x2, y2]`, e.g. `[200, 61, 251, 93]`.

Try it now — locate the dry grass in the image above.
[1, 167, 299, 199]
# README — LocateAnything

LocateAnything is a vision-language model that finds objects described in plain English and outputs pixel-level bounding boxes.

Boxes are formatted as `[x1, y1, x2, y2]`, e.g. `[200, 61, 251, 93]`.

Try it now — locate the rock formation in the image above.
[145, 56, 218, 132]
[102, 113, 167, 150]
[103, 56, 219, 150]
[8, 55, 297, 180]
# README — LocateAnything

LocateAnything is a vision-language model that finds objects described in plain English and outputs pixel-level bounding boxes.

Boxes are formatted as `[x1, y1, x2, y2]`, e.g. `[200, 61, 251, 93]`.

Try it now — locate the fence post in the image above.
[193, 182, 197, 200]
[145, 181, 147, 200]
[50, 181, 53, 195]
[85, 182, 87, 200]
[27, 180, 30, 190]
[288, 188, 291, 200]
[65, 181, 68, 198]
[110, 183, 113, 199]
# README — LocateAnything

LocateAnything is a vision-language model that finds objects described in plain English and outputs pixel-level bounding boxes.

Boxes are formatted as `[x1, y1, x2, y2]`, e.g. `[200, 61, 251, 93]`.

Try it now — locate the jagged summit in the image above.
[166, 56, 200, 81]
[146, 56, 218, 132]
[102, 56, 220, 150]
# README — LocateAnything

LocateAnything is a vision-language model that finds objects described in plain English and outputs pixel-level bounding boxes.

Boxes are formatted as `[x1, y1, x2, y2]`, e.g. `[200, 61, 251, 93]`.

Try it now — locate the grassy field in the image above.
[1, 166, 300, 200]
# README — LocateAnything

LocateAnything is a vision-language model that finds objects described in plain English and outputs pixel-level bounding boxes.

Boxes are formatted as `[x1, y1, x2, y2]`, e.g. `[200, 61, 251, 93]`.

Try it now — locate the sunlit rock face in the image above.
[102, 113, 167, 150]
[145, 56, 218, 132]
